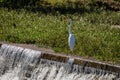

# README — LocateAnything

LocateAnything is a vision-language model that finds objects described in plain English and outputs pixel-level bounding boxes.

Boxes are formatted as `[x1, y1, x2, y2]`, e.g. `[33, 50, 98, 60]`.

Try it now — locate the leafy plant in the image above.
[0, 8, 120, 64]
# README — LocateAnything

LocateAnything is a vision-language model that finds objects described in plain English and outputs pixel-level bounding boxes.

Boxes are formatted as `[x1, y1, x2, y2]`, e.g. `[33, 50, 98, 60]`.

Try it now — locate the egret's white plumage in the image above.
[68, 19, 75, 51]
[69, 33, 75, 51]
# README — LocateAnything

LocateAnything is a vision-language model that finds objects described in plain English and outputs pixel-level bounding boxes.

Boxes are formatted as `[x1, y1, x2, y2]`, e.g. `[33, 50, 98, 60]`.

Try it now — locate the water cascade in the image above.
[0, 44, 120, 80]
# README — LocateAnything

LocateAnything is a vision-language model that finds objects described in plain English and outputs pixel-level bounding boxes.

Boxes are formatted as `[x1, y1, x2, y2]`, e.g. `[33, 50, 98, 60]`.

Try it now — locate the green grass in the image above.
[0, 8, 120, 64]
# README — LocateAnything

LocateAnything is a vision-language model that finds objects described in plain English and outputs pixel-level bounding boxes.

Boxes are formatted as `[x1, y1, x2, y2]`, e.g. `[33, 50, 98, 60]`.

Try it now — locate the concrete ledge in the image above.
[41, 52, 120, 74]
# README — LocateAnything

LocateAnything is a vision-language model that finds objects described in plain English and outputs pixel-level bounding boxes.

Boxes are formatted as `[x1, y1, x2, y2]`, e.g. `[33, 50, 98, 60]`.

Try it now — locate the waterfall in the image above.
[0, 44, 120, 80]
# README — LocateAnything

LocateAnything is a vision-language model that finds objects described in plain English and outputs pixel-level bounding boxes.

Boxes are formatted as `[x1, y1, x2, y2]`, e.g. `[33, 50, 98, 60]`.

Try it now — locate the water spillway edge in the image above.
[0, 43, 120, 79]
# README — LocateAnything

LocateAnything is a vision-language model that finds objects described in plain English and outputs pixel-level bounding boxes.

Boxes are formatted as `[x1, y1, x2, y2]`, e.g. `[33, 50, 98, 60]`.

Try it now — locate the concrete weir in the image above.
[0, 43, 120, 80]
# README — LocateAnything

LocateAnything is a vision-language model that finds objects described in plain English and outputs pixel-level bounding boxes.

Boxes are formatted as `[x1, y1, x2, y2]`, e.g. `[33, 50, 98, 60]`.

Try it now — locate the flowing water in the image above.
[0, 44, 119, 80]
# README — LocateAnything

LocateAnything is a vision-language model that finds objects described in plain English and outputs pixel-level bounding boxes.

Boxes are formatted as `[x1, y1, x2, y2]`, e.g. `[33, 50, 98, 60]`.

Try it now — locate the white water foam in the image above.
[0, 44, 119, 80]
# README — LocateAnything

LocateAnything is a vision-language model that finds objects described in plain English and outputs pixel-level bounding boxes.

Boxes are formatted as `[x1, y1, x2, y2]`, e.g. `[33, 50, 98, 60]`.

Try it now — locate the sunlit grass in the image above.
[0, 8, 120, 64]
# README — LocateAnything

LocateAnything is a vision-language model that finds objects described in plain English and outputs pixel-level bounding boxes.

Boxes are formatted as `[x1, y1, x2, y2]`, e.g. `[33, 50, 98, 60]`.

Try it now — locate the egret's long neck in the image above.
[69, 25, 72, 34]
[69, 19, 72, 34]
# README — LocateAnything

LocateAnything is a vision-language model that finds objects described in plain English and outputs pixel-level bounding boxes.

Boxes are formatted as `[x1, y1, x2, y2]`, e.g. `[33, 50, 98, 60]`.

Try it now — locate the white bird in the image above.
[68, 19, 75, 51]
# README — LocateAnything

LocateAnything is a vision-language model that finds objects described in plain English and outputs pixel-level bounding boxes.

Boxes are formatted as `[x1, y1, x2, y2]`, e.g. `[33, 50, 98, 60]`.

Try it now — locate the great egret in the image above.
[68, 19, 75, 51]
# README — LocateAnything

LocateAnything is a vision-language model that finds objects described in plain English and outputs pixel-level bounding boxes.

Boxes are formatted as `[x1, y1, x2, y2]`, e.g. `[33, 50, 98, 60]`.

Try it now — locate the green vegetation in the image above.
[0, 7, 120, 64]
[0, 0, 3, 2]
[1, 0, 120, 11]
